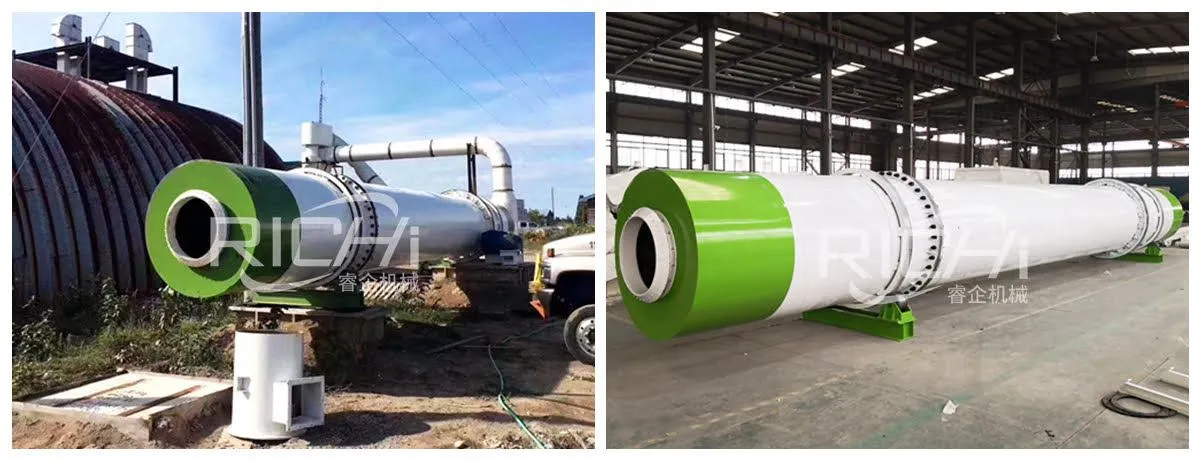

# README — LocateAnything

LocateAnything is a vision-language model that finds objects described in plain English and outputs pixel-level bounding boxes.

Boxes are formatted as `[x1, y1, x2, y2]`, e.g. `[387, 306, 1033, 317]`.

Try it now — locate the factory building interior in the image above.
[605, 12, 1189, 448]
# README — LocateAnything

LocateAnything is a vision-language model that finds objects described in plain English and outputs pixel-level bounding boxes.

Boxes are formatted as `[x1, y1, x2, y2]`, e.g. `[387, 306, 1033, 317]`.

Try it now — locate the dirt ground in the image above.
[12, 301, 594, 449]
[12, 412, 153, 449]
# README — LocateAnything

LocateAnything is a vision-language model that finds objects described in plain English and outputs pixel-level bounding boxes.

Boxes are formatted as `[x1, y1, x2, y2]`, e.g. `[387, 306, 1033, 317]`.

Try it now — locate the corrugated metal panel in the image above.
[11, 60, 286, 303]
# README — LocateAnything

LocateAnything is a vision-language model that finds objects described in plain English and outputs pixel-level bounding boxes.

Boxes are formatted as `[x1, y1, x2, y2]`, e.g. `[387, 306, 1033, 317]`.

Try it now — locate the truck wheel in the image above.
[564, 305, 595, 365]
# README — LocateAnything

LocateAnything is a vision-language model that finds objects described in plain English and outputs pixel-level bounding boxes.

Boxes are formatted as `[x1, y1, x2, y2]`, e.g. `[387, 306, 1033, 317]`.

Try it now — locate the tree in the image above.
[528, 209, 546, 226]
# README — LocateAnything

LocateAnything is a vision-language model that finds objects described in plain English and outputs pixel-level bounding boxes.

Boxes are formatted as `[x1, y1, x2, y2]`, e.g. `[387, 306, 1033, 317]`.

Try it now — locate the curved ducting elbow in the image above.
[330, 137, 517, 230]
[470, 137, 517, 230]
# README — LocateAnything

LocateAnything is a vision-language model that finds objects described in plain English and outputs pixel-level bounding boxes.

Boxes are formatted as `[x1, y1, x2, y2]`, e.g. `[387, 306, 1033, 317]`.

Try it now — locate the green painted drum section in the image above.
[145, 160, 300, 298]
[1154, 187, 1184, 241]
[616, 170, 795, 340]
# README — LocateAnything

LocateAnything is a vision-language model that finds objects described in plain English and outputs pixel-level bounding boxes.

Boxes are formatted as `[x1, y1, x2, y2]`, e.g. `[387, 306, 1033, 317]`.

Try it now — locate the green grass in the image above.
[11, 280, 236, 399]
[373, 298, 463, 326]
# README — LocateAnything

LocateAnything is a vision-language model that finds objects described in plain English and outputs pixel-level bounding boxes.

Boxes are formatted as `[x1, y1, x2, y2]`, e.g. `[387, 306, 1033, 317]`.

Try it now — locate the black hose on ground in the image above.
[1100, 392, 1177, 418]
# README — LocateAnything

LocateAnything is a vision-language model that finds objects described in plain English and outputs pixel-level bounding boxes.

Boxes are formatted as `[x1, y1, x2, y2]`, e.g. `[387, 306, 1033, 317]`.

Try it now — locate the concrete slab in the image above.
[606, 249, 1189, 448]
[14, 371, 232, 445]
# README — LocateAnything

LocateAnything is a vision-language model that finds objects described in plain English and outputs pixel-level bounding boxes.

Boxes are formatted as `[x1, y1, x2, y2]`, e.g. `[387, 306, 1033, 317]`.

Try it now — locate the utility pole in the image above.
[550, 187, 556, 222]
[318, 66, 326, 123]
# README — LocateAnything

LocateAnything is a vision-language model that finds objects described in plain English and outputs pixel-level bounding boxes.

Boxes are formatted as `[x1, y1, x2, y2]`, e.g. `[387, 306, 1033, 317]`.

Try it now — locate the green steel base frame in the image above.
[248, 290, 365, 311]
[801, 302, 915, 342]
[1116, 244, 1163, 263]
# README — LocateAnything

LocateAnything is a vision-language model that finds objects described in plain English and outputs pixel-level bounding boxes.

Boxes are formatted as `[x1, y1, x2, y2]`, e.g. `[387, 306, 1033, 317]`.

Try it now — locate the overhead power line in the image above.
[457, 12, 556, 114]
[374, 13, 508, 129]
[426, 13, 538, 117]
[491, 13, 565, 99]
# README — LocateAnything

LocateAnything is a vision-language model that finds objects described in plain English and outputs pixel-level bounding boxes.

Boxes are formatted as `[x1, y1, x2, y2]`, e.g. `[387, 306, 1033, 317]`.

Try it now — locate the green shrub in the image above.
[11, 279, 235, 399]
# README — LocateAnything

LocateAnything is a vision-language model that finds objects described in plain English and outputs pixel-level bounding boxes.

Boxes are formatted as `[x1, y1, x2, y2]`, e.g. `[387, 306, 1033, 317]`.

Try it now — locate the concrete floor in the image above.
[606, 248, 1189, 448]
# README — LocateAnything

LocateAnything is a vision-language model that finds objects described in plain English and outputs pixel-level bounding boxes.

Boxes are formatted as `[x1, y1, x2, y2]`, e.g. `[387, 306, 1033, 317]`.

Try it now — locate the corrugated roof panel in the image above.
[11, 60, 286, 303]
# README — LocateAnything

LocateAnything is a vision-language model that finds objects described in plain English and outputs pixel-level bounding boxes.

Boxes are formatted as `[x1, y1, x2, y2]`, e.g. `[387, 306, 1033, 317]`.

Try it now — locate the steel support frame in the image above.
[689, 44, 780, 87]
[802, 302, 915, 342]
[612, 21, 696, 75]
[710, 13, 1089, 118]
[608, 73, 912, 126]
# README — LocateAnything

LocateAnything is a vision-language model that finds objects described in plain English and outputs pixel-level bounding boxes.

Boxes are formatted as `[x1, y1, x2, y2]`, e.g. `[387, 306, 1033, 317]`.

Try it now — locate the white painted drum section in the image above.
[253, 168, 495, 291]
[754, 172, 1171, 316]
[273, 170, 357, 288]
[925, 180, 1140, 282]
[760, 173, 904, 318]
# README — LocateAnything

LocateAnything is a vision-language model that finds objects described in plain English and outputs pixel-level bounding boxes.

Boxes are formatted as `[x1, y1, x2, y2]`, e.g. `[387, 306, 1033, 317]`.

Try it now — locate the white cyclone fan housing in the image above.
[228, 331, 324, 440]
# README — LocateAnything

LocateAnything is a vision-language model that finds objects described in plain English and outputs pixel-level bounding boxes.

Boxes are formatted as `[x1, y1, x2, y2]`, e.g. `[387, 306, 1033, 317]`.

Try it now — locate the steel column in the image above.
[1010, 41, 1024, 167]
[248, 12, 265, 168]
[926, 117, 934, 180]
[1079, 63, 1092, 181]
[964, 21, 977, 168]
[749, 103, 757, 172]
[900, 13, 915, 175]
[172, 66, 179, 102]
[685, 90, 694, 169]
[819, 13, 833, 175]
[1049, 52, 1061, 183]
[241, 13, 252, 167]
[609, 78, 618, 173]
[701, 17, 716, 170]
[798, 116, 808, 172]
[1152, 84, 1161, 178]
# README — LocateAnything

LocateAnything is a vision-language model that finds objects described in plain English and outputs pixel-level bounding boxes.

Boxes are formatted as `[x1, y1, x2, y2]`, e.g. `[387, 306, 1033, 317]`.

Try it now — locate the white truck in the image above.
[529, 233, 595, 365]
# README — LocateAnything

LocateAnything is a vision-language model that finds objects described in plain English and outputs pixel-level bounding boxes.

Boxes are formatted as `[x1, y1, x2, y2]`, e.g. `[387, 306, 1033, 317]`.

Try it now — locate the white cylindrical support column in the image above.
[229, 331, 323, 441]
[613, 169, 1183, 339]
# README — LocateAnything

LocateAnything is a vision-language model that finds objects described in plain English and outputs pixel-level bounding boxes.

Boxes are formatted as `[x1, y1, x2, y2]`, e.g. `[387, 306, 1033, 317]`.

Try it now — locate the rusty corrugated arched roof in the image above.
[12, 59, 286, 303]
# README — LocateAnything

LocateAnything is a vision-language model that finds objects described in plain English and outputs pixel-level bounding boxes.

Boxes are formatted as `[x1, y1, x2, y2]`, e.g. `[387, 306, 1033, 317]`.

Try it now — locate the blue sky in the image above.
[12, 12, 596, 217]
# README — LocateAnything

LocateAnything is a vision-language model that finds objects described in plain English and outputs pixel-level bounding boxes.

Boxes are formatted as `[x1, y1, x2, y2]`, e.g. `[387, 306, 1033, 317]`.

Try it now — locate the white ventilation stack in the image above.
[93, 36, 120, 52]
[51, 14, 83, 75]
[123, 23, 152, 60]
[50, 14, 83, 46]
[123, 22, 152, 93]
